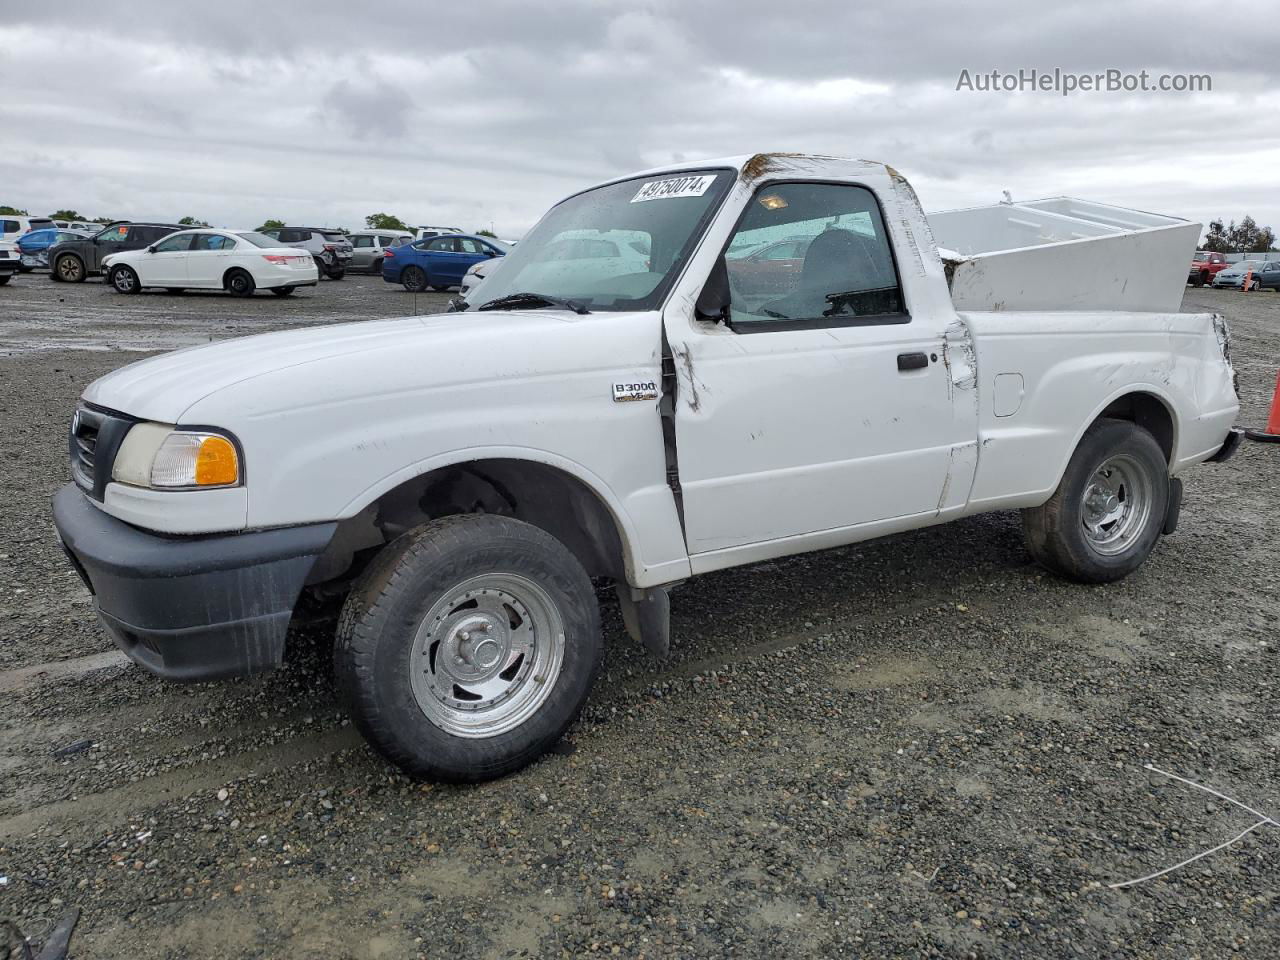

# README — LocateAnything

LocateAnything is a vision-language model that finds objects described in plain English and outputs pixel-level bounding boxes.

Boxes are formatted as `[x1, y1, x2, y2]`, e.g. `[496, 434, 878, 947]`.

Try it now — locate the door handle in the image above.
[897, 352, 929, 371]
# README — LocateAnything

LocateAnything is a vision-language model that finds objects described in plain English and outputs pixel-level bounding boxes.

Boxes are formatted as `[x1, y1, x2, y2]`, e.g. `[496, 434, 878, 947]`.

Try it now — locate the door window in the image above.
[191, 234, 235, 251]
[722, 183, 905, 328]
[457, 238, 486, 254]
[152, 234, 193, 253]
[426, 237, 456, 252]
[377, 235, 396, 246]
[351, 235, 376, 248]
[99, 225, 131, 245]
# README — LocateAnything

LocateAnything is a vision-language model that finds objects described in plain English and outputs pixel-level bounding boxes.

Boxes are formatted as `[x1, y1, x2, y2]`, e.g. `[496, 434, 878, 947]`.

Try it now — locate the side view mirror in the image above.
[695, 256, 731, 323]
[485, 250, 497, 258]
[147, 245, 157, 254]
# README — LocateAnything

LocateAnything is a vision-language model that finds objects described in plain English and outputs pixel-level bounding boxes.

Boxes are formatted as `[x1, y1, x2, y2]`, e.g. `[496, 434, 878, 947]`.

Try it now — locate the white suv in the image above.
[260, 227, 354, 279]
[1, 215, 55, 242]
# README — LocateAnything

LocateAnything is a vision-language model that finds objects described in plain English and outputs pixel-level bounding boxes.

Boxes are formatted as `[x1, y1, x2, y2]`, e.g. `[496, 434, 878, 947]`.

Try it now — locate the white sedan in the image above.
[103, 229, 319, 297]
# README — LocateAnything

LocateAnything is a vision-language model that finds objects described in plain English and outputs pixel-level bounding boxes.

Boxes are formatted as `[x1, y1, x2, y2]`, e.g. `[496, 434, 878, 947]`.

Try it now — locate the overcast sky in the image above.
[2, 2, 1275, 239]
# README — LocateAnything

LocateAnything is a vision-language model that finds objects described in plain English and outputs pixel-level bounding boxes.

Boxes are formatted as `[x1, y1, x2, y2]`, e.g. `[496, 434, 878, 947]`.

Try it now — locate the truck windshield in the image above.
[467, 169, 732, 312]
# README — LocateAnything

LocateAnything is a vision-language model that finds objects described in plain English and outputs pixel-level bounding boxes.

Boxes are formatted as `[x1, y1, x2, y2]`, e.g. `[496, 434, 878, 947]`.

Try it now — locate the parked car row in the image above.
[1188, 250, 1280, 288]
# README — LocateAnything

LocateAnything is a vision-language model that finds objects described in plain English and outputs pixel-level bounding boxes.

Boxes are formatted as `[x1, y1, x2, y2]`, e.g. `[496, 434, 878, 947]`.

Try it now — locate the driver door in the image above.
[666, 180, 978, 569]
[138, 232, 193, 286]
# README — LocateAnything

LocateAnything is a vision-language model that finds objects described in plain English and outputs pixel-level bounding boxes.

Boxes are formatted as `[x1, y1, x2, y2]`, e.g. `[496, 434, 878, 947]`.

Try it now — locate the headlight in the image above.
[112, 424, 242, 489]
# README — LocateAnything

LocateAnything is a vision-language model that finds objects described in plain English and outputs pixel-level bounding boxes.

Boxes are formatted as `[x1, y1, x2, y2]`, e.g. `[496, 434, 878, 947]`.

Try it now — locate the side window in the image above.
[377, 235, 395, 246]
[722, 182, 905, 327]
[351, 235, 374, 248]
[191, 234, 234, 251]
[0, 220, 17, 233]
[426, 237, 455, 252]
[152, 234, 193, 253]
[457, 238, 485, 254]
[100, 226, 131, 245]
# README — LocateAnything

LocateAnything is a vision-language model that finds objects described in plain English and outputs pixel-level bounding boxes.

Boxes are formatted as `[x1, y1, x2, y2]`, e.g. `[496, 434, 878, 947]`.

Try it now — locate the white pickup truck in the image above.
[53, 154, 1241, 781]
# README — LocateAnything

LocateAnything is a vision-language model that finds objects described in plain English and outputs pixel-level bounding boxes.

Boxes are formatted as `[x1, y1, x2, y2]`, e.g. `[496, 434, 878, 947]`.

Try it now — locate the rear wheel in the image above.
[401, 265, 428, 292]
[55, 254, 85, 283]
[1022, 418, 1169, 583]
[224, 269, 256, 298]
[327, 266, 345, 280]
[109, 265, 141, 294]
[334, 514, 603, 782]
[271, 286, 295, 296]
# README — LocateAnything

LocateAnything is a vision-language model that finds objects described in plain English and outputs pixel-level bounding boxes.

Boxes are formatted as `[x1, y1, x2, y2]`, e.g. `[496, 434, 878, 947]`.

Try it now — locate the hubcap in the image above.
[1080, 454, 1152, 555]
[113, 270, 132, 291]
[409, 573, 565, 738]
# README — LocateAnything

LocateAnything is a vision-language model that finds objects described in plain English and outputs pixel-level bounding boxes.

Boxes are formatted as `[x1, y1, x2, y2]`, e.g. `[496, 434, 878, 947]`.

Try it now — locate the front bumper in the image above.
[52, 483, 336, 682]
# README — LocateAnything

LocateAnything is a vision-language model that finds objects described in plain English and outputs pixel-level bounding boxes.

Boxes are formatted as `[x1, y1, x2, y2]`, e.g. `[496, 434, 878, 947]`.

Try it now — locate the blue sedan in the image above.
[382, 234, 507, 292]
[16, 227, 93, 270]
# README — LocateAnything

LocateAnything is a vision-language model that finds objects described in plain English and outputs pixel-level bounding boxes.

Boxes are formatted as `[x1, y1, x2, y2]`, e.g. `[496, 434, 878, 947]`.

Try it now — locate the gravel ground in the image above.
[0, 275, 1276, 959]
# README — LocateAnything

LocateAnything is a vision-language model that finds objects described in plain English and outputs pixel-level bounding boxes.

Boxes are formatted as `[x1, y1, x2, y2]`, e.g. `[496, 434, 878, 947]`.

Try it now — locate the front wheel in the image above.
[334, 514, 603, 782]
[109, 265, 141, 294]
[1022, 418, 1169, 583]
[1248, 278, 1261, 291]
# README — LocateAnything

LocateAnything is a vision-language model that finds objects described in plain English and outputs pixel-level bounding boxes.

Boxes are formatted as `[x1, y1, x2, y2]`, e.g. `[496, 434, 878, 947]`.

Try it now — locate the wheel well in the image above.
[1098, 392, 1175, 463]
[309, 459, 629, 590]
[222, 266, 250, 285]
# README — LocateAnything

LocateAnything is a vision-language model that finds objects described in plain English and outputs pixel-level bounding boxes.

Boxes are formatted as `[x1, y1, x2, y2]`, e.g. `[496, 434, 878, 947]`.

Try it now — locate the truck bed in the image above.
[928, 197, 1200, 314]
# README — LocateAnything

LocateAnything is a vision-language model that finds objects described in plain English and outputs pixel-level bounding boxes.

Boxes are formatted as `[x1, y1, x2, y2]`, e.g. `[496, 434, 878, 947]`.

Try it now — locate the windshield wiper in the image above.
[476, 292, 590, 315]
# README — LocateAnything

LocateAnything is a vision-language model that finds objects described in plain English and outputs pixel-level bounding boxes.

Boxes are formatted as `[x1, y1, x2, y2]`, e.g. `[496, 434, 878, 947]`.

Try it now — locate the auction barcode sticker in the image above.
[631, 175, 716, 203]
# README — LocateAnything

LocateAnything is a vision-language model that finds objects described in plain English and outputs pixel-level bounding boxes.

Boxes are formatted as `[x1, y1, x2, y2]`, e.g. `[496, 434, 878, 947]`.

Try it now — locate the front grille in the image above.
[70, 406, 103, 491]
[68, 404, 136, 500]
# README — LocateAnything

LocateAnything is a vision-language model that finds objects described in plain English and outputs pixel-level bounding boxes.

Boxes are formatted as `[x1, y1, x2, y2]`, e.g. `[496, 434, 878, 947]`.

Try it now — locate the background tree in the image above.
[365, 212, 409, 231]
[1201, 216, 1277, 253]
[178, 216, 209, 227]
[49, 209, 83, 221]
[256, 218, 285, 232]
[475, 228, 497, 238]
[1200, 219, 1230, 253]
[91, 216, 113, 224]
[0, 205, 29, 216]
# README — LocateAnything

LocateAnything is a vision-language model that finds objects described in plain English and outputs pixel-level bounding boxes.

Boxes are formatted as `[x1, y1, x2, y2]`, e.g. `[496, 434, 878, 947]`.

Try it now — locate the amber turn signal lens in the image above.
[195, 435, 238, 486]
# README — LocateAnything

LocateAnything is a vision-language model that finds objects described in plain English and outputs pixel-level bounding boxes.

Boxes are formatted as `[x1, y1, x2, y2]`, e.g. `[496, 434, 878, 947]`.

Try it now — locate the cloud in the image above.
[0, 2, 1277, 237]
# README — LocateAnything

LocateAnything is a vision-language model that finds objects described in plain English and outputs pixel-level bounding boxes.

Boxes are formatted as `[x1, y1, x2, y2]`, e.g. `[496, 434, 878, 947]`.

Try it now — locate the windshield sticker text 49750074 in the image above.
[630, 175, 716, 203]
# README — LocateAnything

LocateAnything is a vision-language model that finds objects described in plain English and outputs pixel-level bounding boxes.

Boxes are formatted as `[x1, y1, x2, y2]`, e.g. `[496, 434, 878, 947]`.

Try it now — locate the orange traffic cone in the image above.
[1246, 369, 1280, 443]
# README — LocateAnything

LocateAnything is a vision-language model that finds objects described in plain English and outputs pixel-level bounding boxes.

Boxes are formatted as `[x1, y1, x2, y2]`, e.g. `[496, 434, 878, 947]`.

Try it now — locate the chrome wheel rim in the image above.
[409, 573, 565, 739]
[1080, 454, 1152, 555]
[112, 269, 133, 292]
[59, 257, 81, 280]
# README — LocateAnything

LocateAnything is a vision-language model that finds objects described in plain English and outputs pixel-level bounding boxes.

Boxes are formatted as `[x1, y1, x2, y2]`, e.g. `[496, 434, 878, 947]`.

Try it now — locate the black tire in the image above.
[401, 265, 428, 293]
[108, 265, 141, 294]
[313, 257, 326, 280]
[224, 269, 256, 298]
[271, 286, 296, 297]
[334, 514, 603, 783]
[55, 254, 85, 283]
[327, 267, 345, 280]
[1248, 278, 1261, 291]
[18, 265, 33, 274]
[0, 274, 10, 286]
[1022, 418, 1169, 584]
[431, 284, 450, 292]
[165, 288, 184, 295]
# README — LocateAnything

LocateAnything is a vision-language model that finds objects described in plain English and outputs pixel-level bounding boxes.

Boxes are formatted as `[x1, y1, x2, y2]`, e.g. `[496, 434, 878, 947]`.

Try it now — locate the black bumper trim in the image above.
[52, 483, 336, 682]
[1207, 427, 1244, 463]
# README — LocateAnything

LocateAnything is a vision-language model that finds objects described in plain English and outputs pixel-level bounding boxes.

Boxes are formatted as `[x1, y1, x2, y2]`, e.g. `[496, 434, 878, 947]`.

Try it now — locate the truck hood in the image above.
[83, 310, 653, 424]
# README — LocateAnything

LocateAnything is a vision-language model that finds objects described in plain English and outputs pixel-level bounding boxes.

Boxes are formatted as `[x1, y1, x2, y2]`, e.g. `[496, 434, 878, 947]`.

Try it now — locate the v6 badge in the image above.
[612, 380, 659, 402]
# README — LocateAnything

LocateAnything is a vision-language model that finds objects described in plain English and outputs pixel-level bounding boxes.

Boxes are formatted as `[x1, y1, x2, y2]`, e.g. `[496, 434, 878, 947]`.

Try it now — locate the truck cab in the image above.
[52, 154, 1239, 782]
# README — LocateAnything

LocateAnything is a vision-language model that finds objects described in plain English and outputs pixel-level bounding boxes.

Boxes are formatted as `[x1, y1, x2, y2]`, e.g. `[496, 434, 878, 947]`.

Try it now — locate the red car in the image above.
[1189, 250, 1230, 287]
[726, 237, 812, 296]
